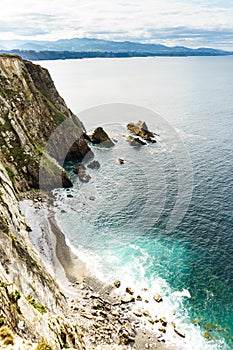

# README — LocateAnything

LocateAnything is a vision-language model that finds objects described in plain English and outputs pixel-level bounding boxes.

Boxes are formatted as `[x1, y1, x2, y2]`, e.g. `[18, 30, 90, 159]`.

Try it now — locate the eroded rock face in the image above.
[86, 127, 115, 147]
[0, 163, 82, 349]
[127, 120, 157, 143]
[0, 55, 91, 191]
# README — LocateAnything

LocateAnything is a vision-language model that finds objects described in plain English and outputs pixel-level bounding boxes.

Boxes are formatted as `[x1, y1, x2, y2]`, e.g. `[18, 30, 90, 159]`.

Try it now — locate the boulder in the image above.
[73, 163, 86, 174]
[127, 120, 157, 143]
[86, 127, 115, 147]
[73, 163, 91, 183]
[160, 318, 167, 327]
[87, 160, 100, 169]
[114, 280, 121, 288]
[117, 158, 125, 164]
[153, 294, 163, 303]
[121, 295, 135, 304]
[126, 287, 134, 295]
[127, 135, 146, 146]
[203, 332, 211, 340]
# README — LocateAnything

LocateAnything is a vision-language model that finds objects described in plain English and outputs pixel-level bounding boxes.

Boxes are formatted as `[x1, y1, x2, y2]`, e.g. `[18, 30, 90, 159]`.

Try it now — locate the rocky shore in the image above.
[20, 191, 184, 350]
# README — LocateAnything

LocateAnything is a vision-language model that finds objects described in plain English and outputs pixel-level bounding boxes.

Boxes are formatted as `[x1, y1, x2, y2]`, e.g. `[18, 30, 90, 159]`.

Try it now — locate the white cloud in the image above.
[0, 0, 233, 48]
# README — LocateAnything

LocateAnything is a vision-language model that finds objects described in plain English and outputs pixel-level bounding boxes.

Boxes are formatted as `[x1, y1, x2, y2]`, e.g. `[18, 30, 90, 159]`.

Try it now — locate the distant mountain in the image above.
[0, 38, 232, 60]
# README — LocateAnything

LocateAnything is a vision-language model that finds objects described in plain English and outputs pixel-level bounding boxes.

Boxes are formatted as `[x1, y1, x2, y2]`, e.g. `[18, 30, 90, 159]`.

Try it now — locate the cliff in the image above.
[0, 55, 89, 349]
[0, 54, 91, 192]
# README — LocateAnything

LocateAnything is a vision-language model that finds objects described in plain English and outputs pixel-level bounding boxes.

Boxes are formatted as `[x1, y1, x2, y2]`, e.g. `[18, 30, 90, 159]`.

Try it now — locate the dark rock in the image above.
[87, 160, 100, 169]
[73, 163, 86, 174]
[136, 295, 142, 301]
[67, 194, 73, 198]
[89, 196, 96, 201]
[158, 327, 166, 334]
[73, 163, 91, 183]
[62, 170, 73, 188]
[87, 127, 115, 147]
[143, 311, 151, 318]
[133, 311, 142, 317]
[126, 287, 134, 295]
[174, 328, 186, 338]
[127, 135, 147, 146]
[117, 158, 125, 164]
[114, 280, 121, 288]
[160, 318, 167, 327]
[127, 120, 157, 143]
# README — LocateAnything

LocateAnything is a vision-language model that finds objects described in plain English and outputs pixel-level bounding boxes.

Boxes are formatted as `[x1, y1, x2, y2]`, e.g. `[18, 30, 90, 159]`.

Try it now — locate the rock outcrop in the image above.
[127, 120, 157, 143]
[85, 127, 115, 148]
[0, 54, 91, 192]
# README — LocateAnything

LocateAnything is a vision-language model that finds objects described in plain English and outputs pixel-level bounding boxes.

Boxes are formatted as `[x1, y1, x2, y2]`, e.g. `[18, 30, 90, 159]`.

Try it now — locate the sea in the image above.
[39, 57, 233, 349]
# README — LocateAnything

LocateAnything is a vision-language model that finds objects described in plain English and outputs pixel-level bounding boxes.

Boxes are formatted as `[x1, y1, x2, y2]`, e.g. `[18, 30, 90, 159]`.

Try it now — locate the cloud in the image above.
[0, 0, 233, 49]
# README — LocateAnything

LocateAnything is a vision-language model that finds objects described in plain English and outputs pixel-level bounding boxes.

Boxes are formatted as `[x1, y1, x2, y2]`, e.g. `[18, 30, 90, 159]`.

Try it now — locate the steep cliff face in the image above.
[0, 55, 88, 349]
[0, 54, 90, 192]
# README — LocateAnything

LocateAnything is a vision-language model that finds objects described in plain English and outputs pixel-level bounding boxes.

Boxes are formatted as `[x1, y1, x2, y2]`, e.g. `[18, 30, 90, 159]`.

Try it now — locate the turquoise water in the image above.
[40, 57, 233, 349]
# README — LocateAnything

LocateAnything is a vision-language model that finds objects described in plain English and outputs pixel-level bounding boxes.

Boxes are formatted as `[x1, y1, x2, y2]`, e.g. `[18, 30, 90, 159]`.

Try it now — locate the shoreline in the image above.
[50, 212, 178, 350]
[20, 191, 182, 350]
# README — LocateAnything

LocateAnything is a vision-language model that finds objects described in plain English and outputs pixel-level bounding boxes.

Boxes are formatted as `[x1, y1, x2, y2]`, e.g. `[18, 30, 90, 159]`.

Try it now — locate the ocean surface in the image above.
[40, 57, 233, 349]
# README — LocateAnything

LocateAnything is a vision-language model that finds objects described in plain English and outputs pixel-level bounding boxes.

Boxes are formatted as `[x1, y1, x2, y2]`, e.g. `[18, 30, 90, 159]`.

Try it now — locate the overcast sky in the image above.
[1, 0, 233, 49]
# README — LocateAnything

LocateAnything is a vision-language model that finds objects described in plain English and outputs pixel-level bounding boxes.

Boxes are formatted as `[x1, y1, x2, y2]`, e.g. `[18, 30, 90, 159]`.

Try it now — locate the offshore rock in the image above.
[117, 158, 125, 165]
[86, 127, 115, 147]
[127, 135, 147, 146]
[73, 163, 91, 183]
[127, 120, 157, 143]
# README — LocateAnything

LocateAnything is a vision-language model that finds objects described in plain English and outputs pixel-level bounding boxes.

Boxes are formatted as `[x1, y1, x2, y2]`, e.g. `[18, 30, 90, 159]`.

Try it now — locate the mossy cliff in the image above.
[0, 55, 89, 349]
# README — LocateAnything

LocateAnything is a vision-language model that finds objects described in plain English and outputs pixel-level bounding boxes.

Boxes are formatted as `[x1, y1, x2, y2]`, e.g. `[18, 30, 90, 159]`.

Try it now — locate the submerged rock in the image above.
[87, 160, 101, 169]
[127, 120, 157, 143]
[86, 127, 115, 147]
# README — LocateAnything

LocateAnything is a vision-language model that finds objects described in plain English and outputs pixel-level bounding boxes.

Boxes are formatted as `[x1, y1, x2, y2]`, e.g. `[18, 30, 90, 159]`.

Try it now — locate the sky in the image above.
[0, 0, 233, 49]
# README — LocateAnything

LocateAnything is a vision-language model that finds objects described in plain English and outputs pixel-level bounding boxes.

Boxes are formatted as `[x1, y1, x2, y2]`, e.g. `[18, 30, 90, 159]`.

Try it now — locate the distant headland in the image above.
[0, 37, 232, 60]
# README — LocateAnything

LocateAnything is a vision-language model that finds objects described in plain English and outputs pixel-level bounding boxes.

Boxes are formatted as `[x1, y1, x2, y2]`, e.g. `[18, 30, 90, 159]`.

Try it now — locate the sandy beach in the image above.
[20, 190, 182, 350]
